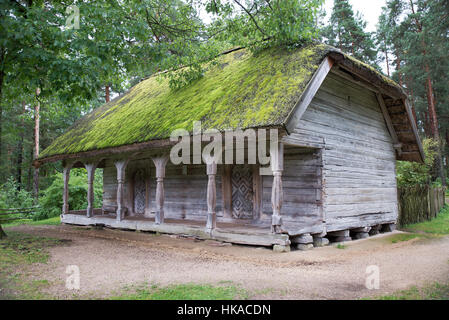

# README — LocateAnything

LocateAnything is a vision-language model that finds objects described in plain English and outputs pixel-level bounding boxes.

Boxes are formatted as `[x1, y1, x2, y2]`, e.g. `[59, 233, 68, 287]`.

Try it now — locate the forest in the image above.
[0, 0, 448, 220]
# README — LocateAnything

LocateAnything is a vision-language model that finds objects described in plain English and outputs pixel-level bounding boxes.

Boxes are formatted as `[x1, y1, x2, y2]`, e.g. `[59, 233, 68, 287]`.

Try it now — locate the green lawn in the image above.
[401, 205, 449, 235]
[110, 282, 249, 300]
[0, 231, 65, 299]
[3, 216, 61, 228]
[376, 282, 449, 300]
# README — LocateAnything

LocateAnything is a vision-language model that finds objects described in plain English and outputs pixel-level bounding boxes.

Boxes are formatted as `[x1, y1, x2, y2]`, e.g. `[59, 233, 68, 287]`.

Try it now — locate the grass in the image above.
[335, 243, 347, 249]
[375, 282, 449, 300]
[384, 205, 449, 244]
[110, 282, 249, 300]
[0, 231, 66, 299]
[386, 232, 441, 244]
[401, 205, 449, 235]
[3, 216, 61, 228]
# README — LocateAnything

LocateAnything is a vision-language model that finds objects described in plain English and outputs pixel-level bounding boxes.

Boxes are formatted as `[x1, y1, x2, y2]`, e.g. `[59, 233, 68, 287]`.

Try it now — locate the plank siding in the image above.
[288, 72, 398, 232]
[261, 146, 323, 235]
[102, 160, 224, 222]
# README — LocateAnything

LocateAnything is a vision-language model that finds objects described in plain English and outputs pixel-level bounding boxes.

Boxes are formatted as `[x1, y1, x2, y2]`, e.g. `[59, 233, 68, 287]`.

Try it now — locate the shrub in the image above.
[397, 138, 441, 187]
[34, 168, 103, 220]
[0, 177, 34, 217]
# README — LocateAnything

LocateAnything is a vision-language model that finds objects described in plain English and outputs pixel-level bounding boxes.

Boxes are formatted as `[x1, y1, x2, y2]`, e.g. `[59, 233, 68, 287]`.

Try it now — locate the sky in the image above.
[323, 0, 387, 32]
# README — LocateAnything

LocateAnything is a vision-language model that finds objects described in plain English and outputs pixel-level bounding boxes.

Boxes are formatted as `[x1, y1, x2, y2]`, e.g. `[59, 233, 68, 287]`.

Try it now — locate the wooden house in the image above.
[35, 43, 424, 251]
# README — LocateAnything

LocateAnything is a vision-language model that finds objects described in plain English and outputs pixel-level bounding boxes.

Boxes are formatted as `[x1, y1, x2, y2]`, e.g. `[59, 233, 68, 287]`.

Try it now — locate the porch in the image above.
[61, 211, 290, 247]
[59, 139, 324, 250]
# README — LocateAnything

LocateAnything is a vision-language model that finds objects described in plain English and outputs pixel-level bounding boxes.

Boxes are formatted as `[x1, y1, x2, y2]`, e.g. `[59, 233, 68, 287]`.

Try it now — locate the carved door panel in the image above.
[133, 169, 146, 215]
[231, 165, 254, 219]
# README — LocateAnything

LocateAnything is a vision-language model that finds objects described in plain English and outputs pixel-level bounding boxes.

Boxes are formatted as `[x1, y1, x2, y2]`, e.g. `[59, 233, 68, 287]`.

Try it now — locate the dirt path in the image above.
[7, 224, 449, 299]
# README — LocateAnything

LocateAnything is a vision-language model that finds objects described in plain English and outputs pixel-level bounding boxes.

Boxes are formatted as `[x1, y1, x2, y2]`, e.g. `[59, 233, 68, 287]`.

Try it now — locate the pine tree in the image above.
[378, 0, 449, 184]
[324, 0, 377, 65]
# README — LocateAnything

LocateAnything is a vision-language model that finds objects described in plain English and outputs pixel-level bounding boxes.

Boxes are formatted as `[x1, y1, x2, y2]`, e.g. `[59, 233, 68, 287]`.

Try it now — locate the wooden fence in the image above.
[397, 186, 446, 226]
[0, 206, 40, 239]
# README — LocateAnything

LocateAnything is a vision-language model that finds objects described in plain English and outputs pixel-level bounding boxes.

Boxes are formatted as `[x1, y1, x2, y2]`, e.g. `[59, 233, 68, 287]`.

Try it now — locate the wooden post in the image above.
[62, 163, 72, 215]
[270, 142, 284, 233]
[114, 160, 128, 221]
[205, 160, 217, 231]
[152, 156, 168, 224]
[85, 162, 97, 218]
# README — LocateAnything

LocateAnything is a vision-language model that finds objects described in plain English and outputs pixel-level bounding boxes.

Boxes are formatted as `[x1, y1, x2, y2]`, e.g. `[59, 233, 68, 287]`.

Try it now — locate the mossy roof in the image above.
[39, 43, 406, 161]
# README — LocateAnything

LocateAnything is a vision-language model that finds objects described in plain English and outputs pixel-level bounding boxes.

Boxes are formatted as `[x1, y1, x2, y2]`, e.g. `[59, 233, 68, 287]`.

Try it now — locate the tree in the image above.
[205, 0, 324, 49]
[378, 0, 448, 185]
[323, 0, 377, 65]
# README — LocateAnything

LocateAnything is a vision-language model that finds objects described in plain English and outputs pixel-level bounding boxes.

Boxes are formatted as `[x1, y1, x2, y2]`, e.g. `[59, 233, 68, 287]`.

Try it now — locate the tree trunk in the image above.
[0, 68, 4, 178]
[33, 90, 40, 201]
[385, 45, 390, 77]
[27, 147, 33, 191]
[0, 224, 6, 239]
[105, 85, 110, 103]
[16, 101, 25, 190]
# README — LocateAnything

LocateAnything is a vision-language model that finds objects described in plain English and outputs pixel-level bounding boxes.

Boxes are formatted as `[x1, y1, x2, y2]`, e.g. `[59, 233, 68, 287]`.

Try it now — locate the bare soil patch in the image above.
[5, 224, 449, 299]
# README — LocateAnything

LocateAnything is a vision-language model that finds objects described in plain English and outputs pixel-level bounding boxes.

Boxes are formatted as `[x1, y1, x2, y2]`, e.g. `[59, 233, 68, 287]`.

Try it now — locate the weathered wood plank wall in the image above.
[103, 159, 223, 221]
[261, 146, 323, 235]
[288, 72, 398, 232]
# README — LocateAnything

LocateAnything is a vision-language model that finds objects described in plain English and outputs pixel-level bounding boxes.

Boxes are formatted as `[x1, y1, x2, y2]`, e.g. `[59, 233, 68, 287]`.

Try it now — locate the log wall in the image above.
[287, 72, 398, 232]
[261, 146, 323, 235]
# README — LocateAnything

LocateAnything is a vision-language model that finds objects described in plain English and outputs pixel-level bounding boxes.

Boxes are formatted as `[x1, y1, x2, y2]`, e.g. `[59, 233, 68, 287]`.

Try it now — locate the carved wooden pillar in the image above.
[85, 162, 97, 218]
[62, 163, 72, 215]
[152, 156, 169, 224]
[114, 160, 128, 221]
[270, 142, 284, 233]
[206, 161, 217, 231]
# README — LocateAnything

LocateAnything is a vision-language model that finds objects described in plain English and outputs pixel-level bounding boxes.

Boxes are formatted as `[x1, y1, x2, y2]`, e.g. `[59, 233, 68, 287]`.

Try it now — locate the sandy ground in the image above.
[6, 224, 449, 299]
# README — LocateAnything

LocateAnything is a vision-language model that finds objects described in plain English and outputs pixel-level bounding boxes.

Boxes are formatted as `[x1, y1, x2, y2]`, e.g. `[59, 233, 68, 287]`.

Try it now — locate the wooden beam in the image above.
[403, 99, 425, 163]
[376, 93, 401, 155]
[221, 165, 232, 219]
[331, 67, 381, 94]
[205, 160, 217, 231]
[152, 156, 169, 224]
[84, 162, 97, 218]
[62, 163, 73, 215]
[114, 159, 129, 221]
[328, 52, 404, 99]
[285, 57, 334, 132]
[270, 142, 284, 233]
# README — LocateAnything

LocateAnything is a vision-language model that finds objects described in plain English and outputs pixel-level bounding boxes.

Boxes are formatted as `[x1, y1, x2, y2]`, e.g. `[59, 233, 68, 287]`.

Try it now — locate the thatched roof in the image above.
[37, 43, 423, 164]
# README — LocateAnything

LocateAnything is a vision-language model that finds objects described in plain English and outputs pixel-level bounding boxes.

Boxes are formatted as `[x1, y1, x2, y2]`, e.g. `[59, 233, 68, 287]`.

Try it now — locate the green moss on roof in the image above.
[39, 43, 400, 160]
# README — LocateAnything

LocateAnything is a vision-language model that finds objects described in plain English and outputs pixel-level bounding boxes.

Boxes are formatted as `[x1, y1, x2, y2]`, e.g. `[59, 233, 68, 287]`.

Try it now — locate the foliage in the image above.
[0, 177, 34, 214]
[206, 0, 324, 50]
[375, 282, 449, 300]
[33, 169, 103, 221]
[396, 138, 440, 186]
[377, 0, 449, 183]
[322, 0, 377, 66]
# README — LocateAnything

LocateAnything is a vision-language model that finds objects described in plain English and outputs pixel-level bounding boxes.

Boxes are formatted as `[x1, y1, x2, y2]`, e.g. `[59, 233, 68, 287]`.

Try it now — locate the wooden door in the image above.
[231, 165, 254, 219]
[133, 169, 146, 215]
